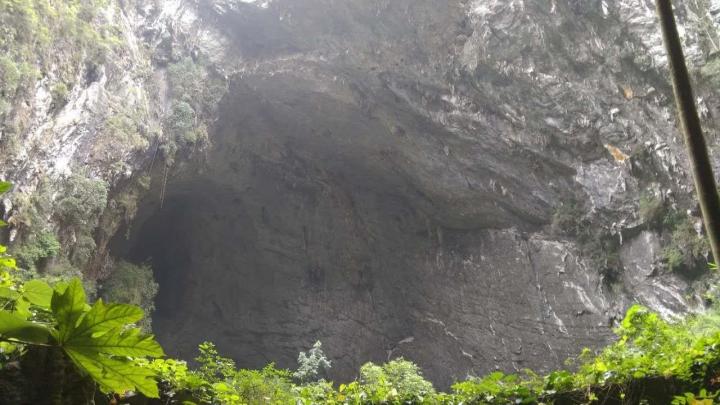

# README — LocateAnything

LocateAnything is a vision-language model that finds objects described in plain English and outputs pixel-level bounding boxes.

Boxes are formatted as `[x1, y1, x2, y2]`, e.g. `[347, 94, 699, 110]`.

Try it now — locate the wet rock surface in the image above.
[116, 0, 712, 383]
[5, 0, 720, 387]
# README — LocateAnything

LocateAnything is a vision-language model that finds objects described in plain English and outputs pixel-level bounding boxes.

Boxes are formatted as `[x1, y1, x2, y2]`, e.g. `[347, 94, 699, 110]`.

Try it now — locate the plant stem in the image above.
[0, 336, 52, 347]
[655, 0, 720, 264]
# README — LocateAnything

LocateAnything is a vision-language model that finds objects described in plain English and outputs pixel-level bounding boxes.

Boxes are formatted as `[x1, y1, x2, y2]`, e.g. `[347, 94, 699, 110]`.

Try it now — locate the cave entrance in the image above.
[112, 158, 431, 384]
[107, 78, 603, 388]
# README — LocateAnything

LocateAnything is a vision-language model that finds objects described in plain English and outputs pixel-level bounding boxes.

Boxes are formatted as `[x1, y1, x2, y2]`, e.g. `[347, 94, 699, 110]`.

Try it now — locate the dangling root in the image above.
[160, 164, 169, 208]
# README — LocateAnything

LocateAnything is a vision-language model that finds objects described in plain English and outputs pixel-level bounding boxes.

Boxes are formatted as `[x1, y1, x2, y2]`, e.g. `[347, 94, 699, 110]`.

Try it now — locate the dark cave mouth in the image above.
[108, 155, 437, 383]
[104, 78, 590, 387]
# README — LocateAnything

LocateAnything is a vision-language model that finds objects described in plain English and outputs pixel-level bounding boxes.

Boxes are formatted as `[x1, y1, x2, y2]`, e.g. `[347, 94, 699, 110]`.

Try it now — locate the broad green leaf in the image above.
[0, 219, 6, 228]
[0, 257, 16, 269]
[65, 326, 164, 358]
[13, 298, 31, 320]
[23, 280, 53, 309]
[51, 278, 87, 342]
[0, 182, 11, 195]
[64, 348, 160, 397]
[0, 310, 51, 344]
[0, 287, 20, 300]
[70, 300, 144, 338]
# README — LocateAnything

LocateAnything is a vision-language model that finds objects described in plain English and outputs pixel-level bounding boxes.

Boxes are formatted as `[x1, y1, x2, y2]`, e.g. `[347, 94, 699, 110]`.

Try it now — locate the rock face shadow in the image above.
[114, 77, 614, 388]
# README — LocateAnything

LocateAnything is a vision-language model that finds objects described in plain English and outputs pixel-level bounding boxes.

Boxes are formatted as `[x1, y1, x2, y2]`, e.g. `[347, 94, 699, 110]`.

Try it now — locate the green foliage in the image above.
[12, 180, 53, 233]
[358, 359, 436, 403]
[0, 183, 164, 398]
[100, 261, 158, 331]
[0, 276, 164, 397]
[70, 235, 96, 267]
[638, 192, 665, 226]
[166, 57, 225, 111]
[0, 181, 11, 194]
[0, 0, 117, 135]
[672, 389, 719, 405]
[166, 100, 200, 145]
[294, 340, 331, 383]
[53, 280, 163, 396]
[0, 54, 36, 102]
[662, 215, 710, 272]
[50, 82, 69, 110]
[101, 110, 150, 152]
[452, 371, 541, 404]
[552, 198, 622, 282]
[12, 231, 60, 271]
[147, 342, 297, 404]
[195, 341, 237, 382]
[56, 174, 108, 232]
[149, 345, 436, 405]
[581, 231, 622, 282]
[575, 304, 720, 387]
[160, 57, 225, 163]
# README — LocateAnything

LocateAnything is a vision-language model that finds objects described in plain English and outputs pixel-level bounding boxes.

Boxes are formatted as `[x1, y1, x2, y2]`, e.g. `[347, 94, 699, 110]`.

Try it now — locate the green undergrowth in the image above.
[139, 303, 720, 404]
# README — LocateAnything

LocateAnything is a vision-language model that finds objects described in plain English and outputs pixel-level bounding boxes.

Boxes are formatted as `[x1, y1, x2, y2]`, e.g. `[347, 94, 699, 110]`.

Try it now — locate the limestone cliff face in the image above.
[2, 0, 720, 387]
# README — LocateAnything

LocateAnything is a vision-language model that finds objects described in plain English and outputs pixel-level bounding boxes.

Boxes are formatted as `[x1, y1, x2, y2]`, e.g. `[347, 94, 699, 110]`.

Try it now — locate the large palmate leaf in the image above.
[51, 278, 87, 341]
[66, 326, 163, 358]
[23, 279, 53, 309]
[65, 347, 160, 398]
[0, 310, 51, 344]
[69, 299, 144, 339]
[51, 281, 164, 397]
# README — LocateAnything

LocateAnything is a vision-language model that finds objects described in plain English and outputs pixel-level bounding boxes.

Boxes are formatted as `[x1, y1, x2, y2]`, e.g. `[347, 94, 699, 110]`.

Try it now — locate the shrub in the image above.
[452, 371, 541, 404]
[166, 100, 198, 145]
[160, 57, 225, 164]
[50, 82, 69, 109]
[574, 304, 720, 387]
[673, 389, 720, 405]
[582, 230, 623, 282]
[167, 57, 225, 111]
[144, 302, 720, 404]
[55, 174, 108, 233]
[639, 192, 665, 226]
[100, 261, 158, 331]
[294, 341, 331, 383]
[358, 358, 436, 402]
[43, 257, 96, 297]
[12, 231, 60, 271]
[662, 216, 709, 272]
[103, 111, 148, 149]
[0, 56, 21, 98]
[231, 365, 296, 405]
[552, 198, 623, 282]
[149, 342, 297, 404]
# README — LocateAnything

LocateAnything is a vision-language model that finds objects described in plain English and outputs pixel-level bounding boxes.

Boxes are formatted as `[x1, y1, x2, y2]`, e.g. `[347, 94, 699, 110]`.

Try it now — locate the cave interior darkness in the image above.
[107, 77, 610, 388]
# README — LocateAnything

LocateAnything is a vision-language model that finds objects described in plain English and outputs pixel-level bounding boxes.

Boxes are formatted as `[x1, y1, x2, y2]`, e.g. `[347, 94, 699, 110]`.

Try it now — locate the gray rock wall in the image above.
[4, 0, 720, 387]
